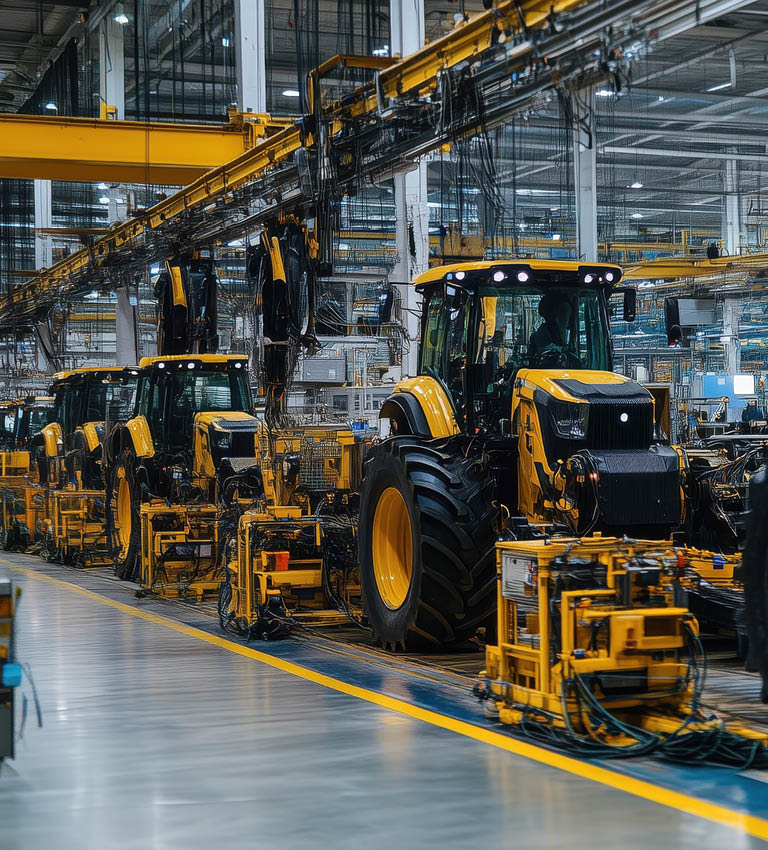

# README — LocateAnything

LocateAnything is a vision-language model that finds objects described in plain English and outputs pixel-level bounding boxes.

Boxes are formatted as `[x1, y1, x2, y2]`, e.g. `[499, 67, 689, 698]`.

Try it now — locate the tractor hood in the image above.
[193, 411, 260, 477]
[515, 369, 655, 455]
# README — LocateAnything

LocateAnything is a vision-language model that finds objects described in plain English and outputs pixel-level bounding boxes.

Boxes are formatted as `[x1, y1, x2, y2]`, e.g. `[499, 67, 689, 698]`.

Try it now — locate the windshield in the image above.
[27, 406, 54, 433]
[169, 371, 251, 413]
[477, 285, 611, 373]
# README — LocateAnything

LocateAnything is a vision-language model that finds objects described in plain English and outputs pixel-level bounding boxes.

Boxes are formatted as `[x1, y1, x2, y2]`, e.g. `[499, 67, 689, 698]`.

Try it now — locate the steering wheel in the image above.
[533, 345, 582, 369]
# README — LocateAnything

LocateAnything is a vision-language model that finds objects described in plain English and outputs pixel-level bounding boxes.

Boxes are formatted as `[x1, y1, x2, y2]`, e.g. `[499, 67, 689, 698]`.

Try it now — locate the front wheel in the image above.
[359, 438, 498, 650]
[107, 452, 142, 582]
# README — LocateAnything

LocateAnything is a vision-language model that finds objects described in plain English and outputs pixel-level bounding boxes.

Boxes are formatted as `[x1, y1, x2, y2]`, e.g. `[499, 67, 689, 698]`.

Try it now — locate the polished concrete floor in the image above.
[0, 556, 764, 850]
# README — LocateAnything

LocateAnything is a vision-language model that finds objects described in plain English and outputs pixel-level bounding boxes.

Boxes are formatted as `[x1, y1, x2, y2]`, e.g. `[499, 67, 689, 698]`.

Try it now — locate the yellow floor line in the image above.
[5, 559, 768, 841]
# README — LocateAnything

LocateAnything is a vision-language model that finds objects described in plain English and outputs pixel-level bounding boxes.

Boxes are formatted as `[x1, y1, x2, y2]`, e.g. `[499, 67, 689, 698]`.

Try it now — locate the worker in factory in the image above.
[742, 398, 766, 424]
[529, 294, 572, 365]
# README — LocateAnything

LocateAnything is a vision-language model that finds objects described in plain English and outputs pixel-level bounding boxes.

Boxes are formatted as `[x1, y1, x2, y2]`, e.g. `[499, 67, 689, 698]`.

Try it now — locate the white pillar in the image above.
[724, 157, 741, 256]
[33, 179, 52, 269]
[99, 15, 125, 118]
[234, 0, 266, 113]
[390, 0, 427, 378]
[573, 91, 598, 262]
[723, 297, 741, 376]
[115, 285, 138, 366]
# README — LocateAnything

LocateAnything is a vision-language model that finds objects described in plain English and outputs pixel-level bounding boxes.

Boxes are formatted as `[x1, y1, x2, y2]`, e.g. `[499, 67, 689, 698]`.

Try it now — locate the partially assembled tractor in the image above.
[0, 396, 54, 549]
[104, 254, 262, 598]
[40, 367, 136, 565]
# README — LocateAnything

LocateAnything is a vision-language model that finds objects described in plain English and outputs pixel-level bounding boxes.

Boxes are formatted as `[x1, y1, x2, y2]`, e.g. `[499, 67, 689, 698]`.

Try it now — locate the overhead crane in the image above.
[0, 0, 744, 333]
[0, 111, 291, 185]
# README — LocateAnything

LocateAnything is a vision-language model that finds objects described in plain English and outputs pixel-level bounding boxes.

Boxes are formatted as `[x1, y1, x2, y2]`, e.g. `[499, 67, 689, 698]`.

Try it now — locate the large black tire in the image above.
[107, 451, 142, 582]
[359, 438, 498, 650]
[742, 467, 768, 702]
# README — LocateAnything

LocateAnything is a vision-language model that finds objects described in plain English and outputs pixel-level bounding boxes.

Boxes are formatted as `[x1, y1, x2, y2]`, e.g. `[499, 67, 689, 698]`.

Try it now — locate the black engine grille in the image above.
[586, 397, 653, 450]
[230, 431, 257, 458]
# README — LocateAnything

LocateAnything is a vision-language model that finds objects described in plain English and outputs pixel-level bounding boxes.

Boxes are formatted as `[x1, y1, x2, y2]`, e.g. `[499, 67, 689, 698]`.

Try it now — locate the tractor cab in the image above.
[44, 368, 136, 488]
[120, 354, 259, 498]
[13, 396, 54, 448]
[411, 260, 635, 435]
[0, 402, 20, 451]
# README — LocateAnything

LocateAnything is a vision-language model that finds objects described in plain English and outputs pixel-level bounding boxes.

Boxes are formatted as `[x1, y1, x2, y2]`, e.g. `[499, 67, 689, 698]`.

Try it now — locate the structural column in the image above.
[723, 297, 741, 376]
[572, 91, 598, 262]
[99, 15, 125, 118]
[33, 178, 52, 269]
[99, 17, 136, 364]
[235, 0, 266, 113]
[390, 0, 427, 378]
[724, 156, 741, 256]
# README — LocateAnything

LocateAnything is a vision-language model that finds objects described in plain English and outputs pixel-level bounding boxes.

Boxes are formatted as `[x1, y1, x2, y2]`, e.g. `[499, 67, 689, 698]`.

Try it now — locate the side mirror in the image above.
[664, 297, 682, 346]
[622, 288, 637, 323]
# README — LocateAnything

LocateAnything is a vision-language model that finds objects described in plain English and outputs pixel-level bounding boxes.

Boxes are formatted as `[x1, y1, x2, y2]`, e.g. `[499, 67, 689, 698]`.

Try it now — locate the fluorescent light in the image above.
[97, 182, 108, 190]
[372, 46, 389, 57]
[227, 239, 244, 247]
[595, 89, 613, 97]
[631, 212, 644, 219]
[630, 181, 643, 189]
[707, 82, 731, 92]
[282, 89, 300, 98]
[44, 101, 56, 110]
[114, 12, 129, 24]
[98, 195, 110, 205]
[551, 233, 561, 241]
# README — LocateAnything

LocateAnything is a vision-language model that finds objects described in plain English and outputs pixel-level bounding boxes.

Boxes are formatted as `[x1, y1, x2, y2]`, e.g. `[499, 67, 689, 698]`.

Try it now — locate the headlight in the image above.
[551, 401, 588, 439]
[215, 432, 232, 449]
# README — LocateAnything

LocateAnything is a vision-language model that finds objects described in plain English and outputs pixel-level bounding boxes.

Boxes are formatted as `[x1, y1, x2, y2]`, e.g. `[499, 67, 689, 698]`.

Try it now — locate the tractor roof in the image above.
[413, 260, 623, 287]
[51, 366, 125, 382]
[138, 353, 248, 370]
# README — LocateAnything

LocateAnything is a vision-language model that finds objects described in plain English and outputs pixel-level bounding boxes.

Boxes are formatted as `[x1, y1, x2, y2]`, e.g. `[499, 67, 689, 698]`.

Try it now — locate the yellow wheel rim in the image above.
[117, 474, 132, 557]
[371, 486, 413, 610]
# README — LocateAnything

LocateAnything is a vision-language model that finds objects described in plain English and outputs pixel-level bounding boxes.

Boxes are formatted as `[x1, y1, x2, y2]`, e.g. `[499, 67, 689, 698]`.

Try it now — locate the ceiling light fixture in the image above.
[707, 82, 731, 92]
[631, 212, 644, 219]
[631, 180, 643, 189]
[114, 6, 129, 24]
[98, 195, 110, 205]
[44, 101, 57, 110]
[282, 89, 300, 98]
[595, 89, 613, 97]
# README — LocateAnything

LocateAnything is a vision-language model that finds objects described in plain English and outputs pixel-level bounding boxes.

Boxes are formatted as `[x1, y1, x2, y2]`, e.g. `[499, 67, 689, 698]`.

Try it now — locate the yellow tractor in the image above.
[357, 260, 684, 649]
[0, 396, 54, 549]
[40, 367, 137, 566]
[104, 353, 262, 598]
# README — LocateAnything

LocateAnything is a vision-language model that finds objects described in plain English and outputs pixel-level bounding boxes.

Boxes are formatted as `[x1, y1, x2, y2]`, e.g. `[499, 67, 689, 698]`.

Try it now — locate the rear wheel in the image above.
[108, 452, 141, 582]
[359, 438, 498, 650]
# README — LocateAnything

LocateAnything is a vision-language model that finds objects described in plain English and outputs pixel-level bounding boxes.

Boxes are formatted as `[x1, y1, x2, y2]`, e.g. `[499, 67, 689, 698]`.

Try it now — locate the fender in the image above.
[42, 422, 62, 458]
[125, 416, 155, 459]
[81, 422, 102, 453]
[380, 376, 460, 439]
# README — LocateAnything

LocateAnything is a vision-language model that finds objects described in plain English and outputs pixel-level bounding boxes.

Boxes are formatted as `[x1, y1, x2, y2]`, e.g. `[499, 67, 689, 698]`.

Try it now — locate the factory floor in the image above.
[0, 552, 766, 849]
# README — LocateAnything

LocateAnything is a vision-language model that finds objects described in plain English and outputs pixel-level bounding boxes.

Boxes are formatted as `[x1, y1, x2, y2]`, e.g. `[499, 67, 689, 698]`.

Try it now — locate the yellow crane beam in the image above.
[0, 112, 291, 184]
[623, 253, 768, 281]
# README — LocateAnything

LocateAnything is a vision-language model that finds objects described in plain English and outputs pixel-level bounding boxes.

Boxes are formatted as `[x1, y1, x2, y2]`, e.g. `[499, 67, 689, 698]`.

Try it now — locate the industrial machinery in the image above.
[219, 423, 366, 637]
[0, 396, 54, 550]
[0, 579, 20, 762]
[475, 536, 768, 765]
[104, 353, 262, 598]
[40, 368, 137, 566]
